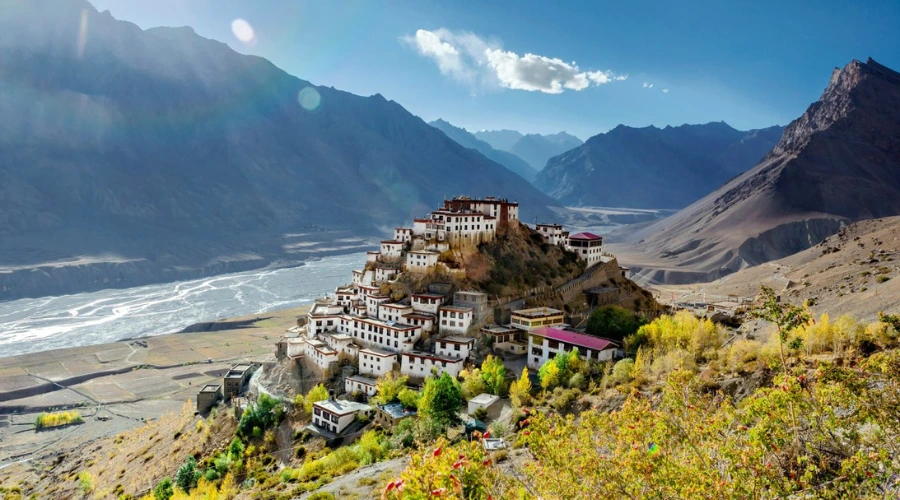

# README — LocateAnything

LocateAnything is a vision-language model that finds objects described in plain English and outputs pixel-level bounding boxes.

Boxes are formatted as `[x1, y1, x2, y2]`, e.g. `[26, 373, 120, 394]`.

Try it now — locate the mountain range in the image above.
[474, 129, 583, 171]
[534, 122, 784, 208]
[610, 58, 900, 284]
[429, 120, 538, 180]
[0, 0, 557, 298]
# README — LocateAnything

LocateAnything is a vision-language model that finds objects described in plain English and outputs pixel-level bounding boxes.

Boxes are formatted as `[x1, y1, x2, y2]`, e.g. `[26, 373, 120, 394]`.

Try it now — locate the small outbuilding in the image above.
[467, 393, 502, 419]
[197, 384, 222, 414]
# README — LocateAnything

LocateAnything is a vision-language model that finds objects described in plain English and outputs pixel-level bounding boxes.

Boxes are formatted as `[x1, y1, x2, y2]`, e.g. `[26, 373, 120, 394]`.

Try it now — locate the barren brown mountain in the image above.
[611, 58, 900, 284]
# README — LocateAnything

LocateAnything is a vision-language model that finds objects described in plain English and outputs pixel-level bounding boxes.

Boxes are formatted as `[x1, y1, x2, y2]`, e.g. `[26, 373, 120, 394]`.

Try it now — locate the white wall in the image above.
[345, 378, 377, 397]
[439, 308, 472, 334]
[435, 340, 472, 360]
[400, 353, 463, 379]
[358, 350, 396, 377]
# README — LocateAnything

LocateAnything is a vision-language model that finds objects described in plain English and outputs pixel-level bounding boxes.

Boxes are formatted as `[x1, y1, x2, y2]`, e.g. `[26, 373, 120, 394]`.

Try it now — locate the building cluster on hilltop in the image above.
[273, 195, 623, 435]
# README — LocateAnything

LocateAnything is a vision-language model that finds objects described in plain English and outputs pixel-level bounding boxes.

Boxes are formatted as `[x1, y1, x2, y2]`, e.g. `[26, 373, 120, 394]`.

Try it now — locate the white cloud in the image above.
[642, 82, 653, 88]
[662, 88, 669, 93]
[403, 28, 625, 94]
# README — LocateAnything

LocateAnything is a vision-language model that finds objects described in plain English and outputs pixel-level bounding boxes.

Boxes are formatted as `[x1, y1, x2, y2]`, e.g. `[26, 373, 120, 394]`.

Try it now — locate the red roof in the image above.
[531, 327, 615, 351]
[569, 232, 602, 241]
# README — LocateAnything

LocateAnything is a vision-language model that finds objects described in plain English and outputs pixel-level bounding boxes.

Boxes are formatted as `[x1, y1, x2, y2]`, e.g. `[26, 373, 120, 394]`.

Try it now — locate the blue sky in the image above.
[90, 0, 900, 140]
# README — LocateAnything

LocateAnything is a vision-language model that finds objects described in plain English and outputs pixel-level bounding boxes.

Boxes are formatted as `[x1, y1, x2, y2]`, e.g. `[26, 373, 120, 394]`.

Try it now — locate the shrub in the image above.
[473, 407, 488, 421]
[877, 276, 891, 284]
[568, 372, 586, 389]
[77, 472, 93, 495]
[609, 359, 635, 385]
[34, 411, 83, 430]
[174, 457, 201, 493]
[550, 387, 581, 413]
[308, 492, 336, 500]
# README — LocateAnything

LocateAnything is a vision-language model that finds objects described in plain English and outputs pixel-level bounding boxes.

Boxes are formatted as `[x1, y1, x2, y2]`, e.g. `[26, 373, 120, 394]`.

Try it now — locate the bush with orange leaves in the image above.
[381, 435, 520, 499]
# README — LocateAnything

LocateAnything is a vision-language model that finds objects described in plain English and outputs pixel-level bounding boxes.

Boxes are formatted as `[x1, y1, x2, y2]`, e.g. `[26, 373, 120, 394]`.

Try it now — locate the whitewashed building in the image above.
[411, 293, 445, 315]
[320, 333, 359, 358]
[394, 227, 413, 243]
[435, 336, 474, 360]
[566, 232, 603, 268]
[375, 266, 400, 284]
[312, 399, 372, 434]
[535, 223, 568, 246]
[358, 347, 397, 377]
[305, 339, 338, 371]
[400, 351, 464, 379]
[527, 326, 618, 370]
[443, 196, 519, 224]
[345, 374, 378, 398]
[406, 250, 439, 272]
[378, 302, 413, 323]
[338, 315, 421, 352]
[366, 294, 392, 317]
[402, 312, 436, 332]
[438, 305, 474, 334]
[380, 240, 405, 261]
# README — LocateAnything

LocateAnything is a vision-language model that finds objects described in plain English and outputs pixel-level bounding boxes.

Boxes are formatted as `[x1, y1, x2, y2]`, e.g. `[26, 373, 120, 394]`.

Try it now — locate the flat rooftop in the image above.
[379, 403, 417, 419]
[346, 374, 376, 386]
[469, 393, 500, 406]
[512, 307, 564, 318]
[314, 399, 371, 416]
[482, 324, 518, 334]
[438, 336, 475, 344]
[199, 384, 221, 393]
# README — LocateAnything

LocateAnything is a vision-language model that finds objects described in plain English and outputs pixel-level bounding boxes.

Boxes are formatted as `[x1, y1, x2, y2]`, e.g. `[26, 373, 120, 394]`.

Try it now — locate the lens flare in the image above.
[231, 19, 256, 45]
[298, 87, 322, 111]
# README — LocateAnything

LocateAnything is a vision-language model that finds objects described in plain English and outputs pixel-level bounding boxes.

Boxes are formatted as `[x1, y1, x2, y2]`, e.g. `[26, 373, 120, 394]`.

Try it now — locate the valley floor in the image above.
[0, 306, 308, 477]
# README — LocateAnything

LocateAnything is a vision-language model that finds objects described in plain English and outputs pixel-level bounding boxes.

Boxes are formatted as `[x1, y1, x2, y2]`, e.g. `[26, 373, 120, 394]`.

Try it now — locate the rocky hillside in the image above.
[534, 122, 783, 208]
[611, 58, 900, 284]
[660, 217, 900, 322]
[429, 119, 538, 180]
[0, 0, 558, 298]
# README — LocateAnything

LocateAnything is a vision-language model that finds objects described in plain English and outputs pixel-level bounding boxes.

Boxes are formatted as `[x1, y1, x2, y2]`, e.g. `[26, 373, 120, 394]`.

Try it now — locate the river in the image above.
[0, 252, 363, 358]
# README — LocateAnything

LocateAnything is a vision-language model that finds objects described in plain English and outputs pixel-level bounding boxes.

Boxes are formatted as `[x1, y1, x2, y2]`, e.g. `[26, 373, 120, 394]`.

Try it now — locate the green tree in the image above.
[153, 478, 174, 500]
[420, 373, 463, 429]
[372, 372, 409, 405]
[480, 355, 507, 396]
[397, 387, 421, 409]
[174, 457, 201, 493]
[237, 392, 284, 437]
[586, 305, 644, 341]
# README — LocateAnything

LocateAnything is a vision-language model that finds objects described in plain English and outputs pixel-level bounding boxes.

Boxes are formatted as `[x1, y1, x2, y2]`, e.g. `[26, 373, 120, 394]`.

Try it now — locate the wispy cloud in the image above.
[642, 82, 654, 88]
[402, 28, 626, 94]
[662, 88, 669, 93]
